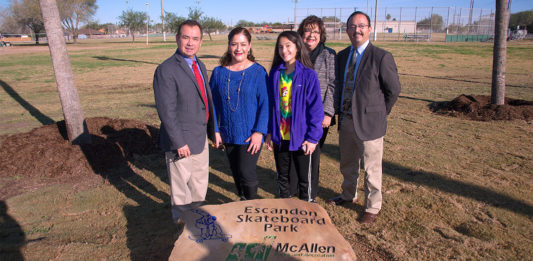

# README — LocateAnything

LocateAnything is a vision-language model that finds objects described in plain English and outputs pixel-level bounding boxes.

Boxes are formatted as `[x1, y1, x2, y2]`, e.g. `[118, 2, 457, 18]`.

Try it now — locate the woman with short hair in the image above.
[290, 15, 337, 199]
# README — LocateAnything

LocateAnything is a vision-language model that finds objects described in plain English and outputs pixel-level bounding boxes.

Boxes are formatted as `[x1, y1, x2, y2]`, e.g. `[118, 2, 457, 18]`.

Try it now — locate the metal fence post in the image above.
[373, 0, 378, 41]
[446, 7, 450, 40]
[398, 7, 402, 40]
[491, 9, 494, 37]
[458, 8, 462, 38]
[384, 7, 387, 41]
[430, 7, 433, 39]
[414, 7, 417, 37]
[339, 8, 342, 40]
[334, 8, 337, 40]
[479, 8, 483, 35]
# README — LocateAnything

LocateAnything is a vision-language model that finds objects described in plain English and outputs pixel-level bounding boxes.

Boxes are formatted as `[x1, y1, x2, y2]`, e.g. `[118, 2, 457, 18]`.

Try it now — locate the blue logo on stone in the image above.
[188, 209, 232, 243]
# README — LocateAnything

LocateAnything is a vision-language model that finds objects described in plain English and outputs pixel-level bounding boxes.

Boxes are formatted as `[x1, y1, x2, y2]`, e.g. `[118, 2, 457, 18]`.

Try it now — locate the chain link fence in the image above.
[296, 6, 496, 42]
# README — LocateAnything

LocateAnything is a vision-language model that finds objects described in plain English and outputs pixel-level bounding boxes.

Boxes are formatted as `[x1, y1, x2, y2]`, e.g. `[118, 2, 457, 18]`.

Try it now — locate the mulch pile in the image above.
[432, 94, 533, 121]
[0, 117, 160, 180]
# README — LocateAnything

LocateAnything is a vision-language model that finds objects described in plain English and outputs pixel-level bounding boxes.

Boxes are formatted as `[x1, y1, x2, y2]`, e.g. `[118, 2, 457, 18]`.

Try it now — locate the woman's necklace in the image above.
[226, 69, 245, 112]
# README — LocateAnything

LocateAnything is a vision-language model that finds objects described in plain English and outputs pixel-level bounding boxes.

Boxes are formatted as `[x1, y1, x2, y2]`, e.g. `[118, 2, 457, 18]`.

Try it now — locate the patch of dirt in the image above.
[0, 117, 160, 199]
[431, 94, 533, 121]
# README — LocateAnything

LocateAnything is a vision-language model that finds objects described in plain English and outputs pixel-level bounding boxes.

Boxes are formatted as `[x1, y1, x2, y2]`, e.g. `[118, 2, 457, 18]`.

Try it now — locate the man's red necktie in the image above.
[192, 60, 209, 123]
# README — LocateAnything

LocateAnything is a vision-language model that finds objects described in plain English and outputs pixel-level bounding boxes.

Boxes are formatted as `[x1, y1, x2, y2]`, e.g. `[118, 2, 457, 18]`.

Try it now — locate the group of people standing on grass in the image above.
[152, 11, 401, 226]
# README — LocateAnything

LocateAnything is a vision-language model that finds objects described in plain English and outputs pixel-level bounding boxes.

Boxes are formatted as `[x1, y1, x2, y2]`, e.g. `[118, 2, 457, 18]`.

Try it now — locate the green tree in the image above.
[258, 21, 271, 26]
[0, 5, 26, 33]
[97, 22, 116, 34]
[417, 14, 444, 32]
[8, 0, 45, 44]
[202, 16, 225, 40]
[58, 0, 97, 44]
[235, 19, 254, 27]
[447, 23, 468, 33]
[118, 10, 146, 42]
[509, 10, 533, 33]
[386, 13, 391, 21]
[82, 21, 100, 30]
[188, 5, 203, 21]
[164, 11, 186, 34]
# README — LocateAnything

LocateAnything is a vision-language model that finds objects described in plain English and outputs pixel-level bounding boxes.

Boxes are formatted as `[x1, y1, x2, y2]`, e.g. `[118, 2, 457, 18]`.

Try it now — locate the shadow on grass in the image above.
[68, 124, 173, 260]
[315, 142, 366, 214]
[320, 142, 533, 217]
[99, 40, 177, 44]
[0, 80, 54, 125]
[208, 145, 286, 200]
[139, 104, 156, 108]
[92, 56, 159, 65]
[0, 201, 25, 261]
[197, 54, 221, 59]
[60, 122, 251, 260]
[397, 95, 447, 113]
[4, 41, 85, 46]
[399, 72, 533, 89]
[383, 162, 533, 217]
[399, 95, 437, 103]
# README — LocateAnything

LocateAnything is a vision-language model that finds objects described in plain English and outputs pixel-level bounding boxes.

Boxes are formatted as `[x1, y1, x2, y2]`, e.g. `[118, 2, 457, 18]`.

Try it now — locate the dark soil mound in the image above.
[0, 117, 160, 180]
[432, 94, 533, 121]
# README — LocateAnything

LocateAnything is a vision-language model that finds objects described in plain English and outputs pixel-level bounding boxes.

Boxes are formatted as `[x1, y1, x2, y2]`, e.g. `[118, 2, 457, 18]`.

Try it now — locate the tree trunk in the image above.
[39, 0, 91, 144]
[74, 17, 79, 44]
[491, 0, 509, 105]
[33, 30, 40, 45]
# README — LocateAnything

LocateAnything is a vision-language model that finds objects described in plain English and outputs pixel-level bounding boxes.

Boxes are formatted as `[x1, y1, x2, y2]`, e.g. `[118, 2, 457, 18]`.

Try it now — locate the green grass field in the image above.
[1, 36, 532, 260]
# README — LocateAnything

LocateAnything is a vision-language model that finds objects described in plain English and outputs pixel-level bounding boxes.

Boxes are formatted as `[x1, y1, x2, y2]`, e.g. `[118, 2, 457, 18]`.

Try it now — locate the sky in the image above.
[1, 0, 531, 26]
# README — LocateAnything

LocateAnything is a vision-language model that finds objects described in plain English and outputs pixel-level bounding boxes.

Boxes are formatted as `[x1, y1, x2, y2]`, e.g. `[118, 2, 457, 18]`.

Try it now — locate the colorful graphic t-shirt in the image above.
[279, 70, 293, 140]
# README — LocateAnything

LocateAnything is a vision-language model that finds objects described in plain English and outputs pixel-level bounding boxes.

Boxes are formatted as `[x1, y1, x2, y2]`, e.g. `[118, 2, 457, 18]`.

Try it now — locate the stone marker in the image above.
[169, 198, 356, 260]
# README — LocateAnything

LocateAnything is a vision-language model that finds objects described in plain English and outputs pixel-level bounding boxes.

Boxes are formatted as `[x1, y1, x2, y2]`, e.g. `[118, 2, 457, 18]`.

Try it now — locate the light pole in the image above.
[373, 0, 378, 41]
[161, 0, 166, 42]
[145, 2, 149, 46]
[294, 0, 298, 30]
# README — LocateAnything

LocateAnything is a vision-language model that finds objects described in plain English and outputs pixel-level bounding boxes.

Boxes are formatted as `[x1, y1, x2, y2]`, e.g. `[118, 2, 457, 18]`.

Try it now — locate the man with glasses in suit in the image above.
[327, 11, 401, 224]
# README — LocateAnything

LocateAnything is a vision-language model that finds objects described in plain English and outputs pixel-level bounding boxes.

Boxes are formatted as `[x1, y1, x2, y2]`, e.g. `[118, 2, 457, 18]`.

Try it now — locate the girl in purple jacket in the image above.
[265, 31, 324, 202]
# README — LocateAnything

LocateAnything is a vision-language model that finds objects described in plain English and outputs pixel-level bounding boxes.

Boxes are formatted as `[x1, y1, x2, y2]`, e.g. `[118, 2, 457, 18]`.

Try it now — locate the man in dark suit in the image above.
[327, 11, 401, 224]
[153, 20, 220, 225]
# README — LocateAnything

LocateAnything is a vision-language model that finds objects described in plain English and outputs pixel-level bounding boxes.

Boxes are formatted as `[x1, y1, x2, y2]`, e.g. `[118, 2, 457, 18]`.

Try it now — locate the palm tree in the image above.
[491, 0, 510, 105]
[39, 0, 91, 144]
